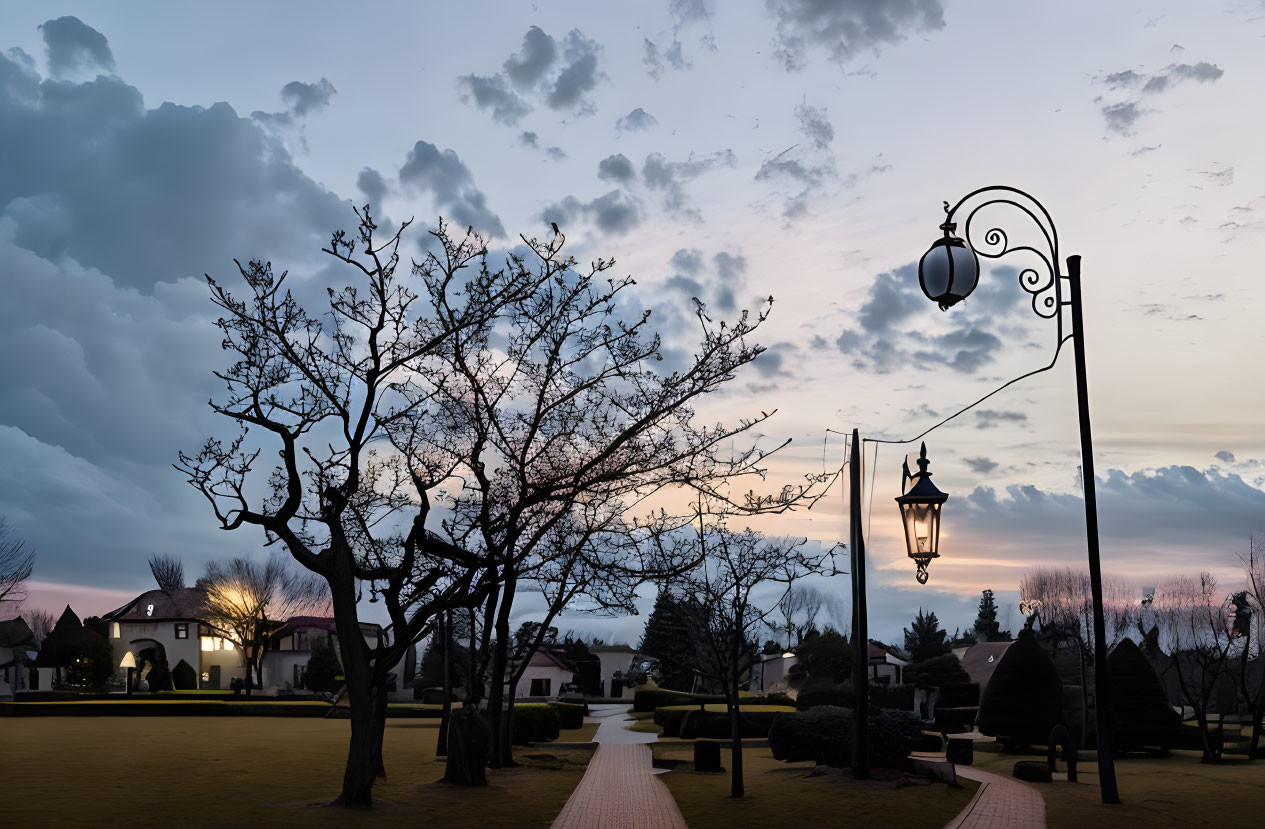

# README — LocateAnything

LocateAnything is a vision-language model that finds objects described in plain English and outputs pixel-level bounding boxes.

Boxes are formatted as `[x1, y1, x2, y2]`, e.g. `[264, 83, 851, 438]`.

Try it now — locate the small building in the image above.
[867, 641, 909, 685]
[590, 644, 636, 697]
[749, 651, 799, 693]
[0, 617, 40, 695]
[512, 647, 576, 699]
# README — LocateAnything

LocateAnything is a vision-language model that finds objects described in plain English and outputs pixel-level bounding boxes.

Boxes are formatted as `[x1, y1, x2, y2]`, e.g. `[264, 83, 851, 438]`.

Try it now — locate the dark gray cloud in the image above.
[974, 409, 1028, 430]
[541, 190, 642, 235]
[766, 0, 946, 71]
[643, 149, 736, 221]
[753, 342, 796, 377]
[547, 31, 601, 111]
[457, 73, 531, 125]
[461, 27, 602, 124]
[398, 140, 506, 238]
[0, 51, 348, 291]
[644, 1, 714, 80]
[545, 146, 566, 161]
[357, 167, 388, 205]
[1097, 61, 1223, 135]
[280, 78, 336, 116]
[520, 131, 539, 148]
[662, 247, 746, 312]
[795, 101, 834, 149]
[956, 466, 1265, 575]
[834, 264, 1030, 375]
[1215, 450, 1236, 464]
[670, 248, 705, 274]
[40, 16, 114, 77]
[964, 457, 999, 475]
[598, 153, 636, 183]
[616, 107, 659, 132]
[503, 25, 557, 89]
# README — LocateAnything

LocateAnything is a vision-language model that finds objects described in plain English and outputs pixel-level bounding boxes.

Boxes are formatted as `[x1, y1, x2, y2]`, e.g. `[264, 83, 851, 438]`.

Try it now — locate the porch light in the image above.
[918, 220, 979, 310]
[895, 442, 949, 584]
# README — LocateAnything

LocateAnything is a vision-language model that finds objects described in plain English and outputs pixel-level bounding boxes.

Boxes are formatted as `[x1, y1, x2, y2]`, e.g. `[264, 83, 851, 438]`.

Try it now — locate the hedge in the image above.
[976, 631, 1063, 746]
[768, 706, 923, 768]
[550, 701, 587, 730]
[632, 688, 725, 712]
[679, 706, 794, 739]
[795, 682, 914, 712]
[1107, 637, 1182, 752]
[511, 703, 561, 744]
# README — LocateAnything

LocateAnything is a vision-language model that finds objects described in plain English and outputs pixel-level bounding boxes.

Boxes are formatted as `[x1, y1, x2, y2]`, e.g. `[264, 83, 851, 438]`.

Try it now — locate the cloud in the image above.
[1215, 450, 1236, 464]
[541, 190, 642, 235]
[643, 1, 715, 80]
[616, 107, 659, 132]
[0, 49, 348, 291]
[457, 73, 531, 125]
[598, 153, 636, 183]
[280, 78, 336, 116]
[795, 101, 834, 149]
[974, 409, 1028, 430]
[643, 149, 736, 221]
[834, 264, 1028, 375]
[1096, 61, 1224, 136]
[356, 167, 388, 205]
[460, 27, 603, 124]
[766, 0, 946, 71]
[661, 247, 746, 312]
[964, 457, 999, 475]
[40, 16, 114, 77]
[503, 25, 558, 89]
[397, 140, 506, 238]
[547, 31, 602, 111]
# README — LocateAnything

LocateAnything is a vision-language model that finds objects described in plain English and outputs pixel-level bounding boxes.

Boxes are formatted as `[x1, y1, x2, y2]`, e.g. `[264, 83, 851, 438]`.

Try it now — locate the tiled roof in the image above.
[107, 587, 209, 621]
[0, 617, 35, 648]
[959, 641, 1014, 690]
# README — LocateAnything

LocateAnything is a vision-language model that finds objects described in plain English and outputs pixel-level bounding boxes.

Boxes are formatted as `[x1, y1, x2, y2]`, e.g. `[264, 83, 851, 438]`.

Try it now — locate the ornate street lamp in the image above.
[918, 219, 979, 310]
[915, 185, 1120, 805]
[895, 443, 948, 584]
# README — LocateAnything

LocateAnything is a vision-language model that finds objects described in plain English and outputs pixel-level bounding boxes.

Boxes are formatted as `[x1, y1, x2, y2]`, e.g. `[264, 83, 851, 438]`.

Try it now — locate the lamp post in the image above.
[917, 185, 1120, 804]
[120, 651, 136, 697]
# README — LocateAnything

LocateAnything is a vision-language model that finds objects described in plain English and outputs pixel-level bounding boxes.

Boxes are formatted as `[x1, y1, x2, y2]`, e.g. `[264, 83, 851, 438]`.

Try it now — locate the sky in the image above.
[3, 1, 1265, 649]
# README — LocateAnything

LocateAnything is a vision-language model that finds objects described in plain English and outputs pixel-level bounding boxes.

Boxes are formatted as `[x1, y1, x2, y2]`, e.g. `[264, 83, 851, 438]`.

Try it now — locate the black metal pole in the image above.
[849, 428, 870, 779]
[438, 608, 452, 757]
[1066, 255, 1120, 804]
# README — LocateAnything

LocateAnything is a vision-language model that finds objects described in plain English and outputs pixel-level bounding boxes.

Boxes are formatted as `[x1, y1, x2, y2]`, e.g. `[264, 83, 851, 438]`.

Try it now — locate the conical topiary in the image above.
[977, 629, 1063, 746]
[1107, 637, 1181, 752]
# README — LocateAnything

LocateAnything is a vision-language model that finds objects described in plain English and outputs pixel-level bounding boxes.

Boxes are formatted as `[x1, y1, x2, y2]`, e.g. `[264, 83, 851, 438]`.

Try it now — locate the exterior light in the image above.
[918, 219, 979, 310]
[119, 652, 136, 669]
[895, 442, 949, 584]
[781, 651, 795, 659]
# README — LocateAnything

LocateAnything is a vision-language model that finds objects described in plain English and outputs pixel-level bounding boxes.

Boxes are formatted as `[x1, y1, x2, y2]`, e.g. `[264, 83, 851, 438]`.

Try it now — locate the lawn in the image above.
[652, 743, 976, 829]
[0, 717, 592, 828]
[972, 747, 1265, 827]
[555, 721, 600, 742]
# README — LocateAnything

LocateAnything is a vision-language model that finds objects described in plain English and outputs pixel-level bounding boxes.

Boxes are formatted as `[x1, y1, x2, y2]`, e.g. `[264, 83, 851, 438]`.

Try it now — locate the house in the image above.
[104, 587, 385, 692]
[512, 646, 576, 699]
[749, 650, 799, 693]
[867, 641, 909, 685]
[0, 616, 39, 695]
[590, 644, 636, 698]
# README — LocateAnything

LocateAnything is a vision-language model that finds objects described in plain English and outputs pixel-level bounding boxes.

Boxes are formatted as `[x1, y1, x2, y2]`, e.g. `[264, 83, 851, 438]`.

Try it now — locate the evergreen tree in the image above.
[305, 635, 343, 693]
[793, 626, 851, 683]
[972, 589, 1012, 642]
[639, 589, 702, 690]
[903, 608, 950, 662]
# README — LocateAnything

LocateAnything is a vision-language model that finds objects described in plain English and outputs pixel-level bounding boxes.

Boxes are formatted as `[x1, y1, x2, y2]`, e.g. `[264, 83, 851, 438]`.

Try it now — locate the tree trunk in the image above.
[335, 671, 383, 807]
[443, 707, 491, 786]
[486, 575, 516, 768]
[245, 654, 255, 698]
[373, 675, 388, 779]
[727, 679, 744, 798]
[438, 612, 452, 757]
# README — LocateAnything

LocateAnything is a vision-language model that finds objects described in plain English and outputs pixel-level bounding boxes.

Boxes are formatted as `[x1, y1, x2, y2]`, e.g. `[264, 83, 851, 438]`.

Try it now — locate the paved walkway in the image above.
[944, 765, 1046, 829]
[550, 704, 688, 829]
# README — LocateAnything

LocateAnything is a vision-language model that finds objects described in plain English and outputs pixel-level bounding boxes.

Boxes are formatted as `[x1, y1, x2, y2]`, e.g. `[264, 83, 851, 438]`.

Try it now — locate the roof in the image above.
[0, 617, 35, 648]
[106, 588, 208, 622]
[271, 616, 338, 637]
[590, 644, 635, 653]
[868, 641, 909, 665]
[959, 641, 1014, 690]
[530, 647, 577, 673]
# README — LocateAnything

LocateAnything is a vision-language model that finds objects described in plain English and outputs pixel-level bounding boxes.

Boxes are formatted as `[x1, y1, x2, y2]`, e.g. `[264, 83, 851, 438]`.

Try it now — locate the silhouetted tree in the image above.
[0, 515, 34, 611]
[200, 552, 330, 696]
[148, 554, 185, 595]
[1237, 536, 1265, 757]
[904, 608, 950, 663]
[640, 590, 705, 690]
[972, 590, 1011, 643]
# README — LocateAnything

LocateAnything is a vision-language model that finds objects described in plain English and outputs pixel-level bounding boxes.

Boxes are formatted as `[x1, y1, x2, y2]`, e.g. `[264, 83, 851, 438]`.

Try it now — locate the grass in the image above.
[652, 743, 976, 829]
[0, 717, 592, 827]
[625, 721, 661, 733]
[972, 747, 1265, 826]
[555, 721, 599, 742]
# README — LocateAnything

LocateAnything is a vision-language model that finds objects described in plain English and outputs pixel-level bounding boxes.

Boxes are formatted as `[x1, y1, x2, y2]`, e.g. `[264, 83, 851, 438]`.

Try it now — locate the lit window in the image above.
[201, 637, 214, 652]
[175, 623, 189, 640]
[222, 639, 233, 651]
[111, 622, 121, 639]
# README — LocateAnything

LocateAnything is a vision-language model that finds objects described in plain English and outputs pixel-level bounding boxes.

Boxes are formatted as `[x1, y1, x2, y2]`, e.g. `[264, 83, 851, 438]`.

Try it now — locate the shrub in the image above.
[937, 682, 980, 708]
[305, 637, 342, 693]
[655, 706, 696, 737]
[934, 706, 978, 734]
[511, 703, 560, 744]
[795, 677, 851, 710]
[633, 688, 724, 712]
[549, 702, 586, 730]
[751, 691, 795, 708]
[171, 659, 197, 690]
[679, 706, 791, 739]
[871, 684, 915, 711]
[976, 631, 1063, 746]
[145, 661, 172, 693]
[904, 653, 972, 688]
[1106, 637, 1182, 752]
[768, 706, 921, 769]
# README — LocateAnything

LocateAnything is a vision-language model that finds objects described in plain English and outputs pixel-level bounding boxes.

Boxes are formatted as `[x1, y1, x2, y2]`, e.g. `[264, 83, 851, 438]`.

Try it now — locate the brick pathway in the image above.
[550, 705, 687, 829]
[944, 765, 1046, 829]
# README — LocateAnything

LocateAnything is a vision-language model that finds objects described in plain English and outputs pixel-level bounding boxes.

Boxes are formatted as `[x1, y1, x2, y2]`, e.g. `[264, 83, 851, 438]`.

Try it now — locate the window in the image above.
[175, 623, 189, 640]
[111, 622, 121, 639]
[530, 678, 551, 697]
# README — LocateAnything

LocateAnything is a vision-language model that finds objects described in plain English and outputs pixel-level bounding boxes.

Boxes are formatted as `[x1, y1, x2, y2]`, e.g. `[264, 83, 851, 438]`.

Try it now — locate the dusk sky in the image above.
[4, 1, 1264, 647]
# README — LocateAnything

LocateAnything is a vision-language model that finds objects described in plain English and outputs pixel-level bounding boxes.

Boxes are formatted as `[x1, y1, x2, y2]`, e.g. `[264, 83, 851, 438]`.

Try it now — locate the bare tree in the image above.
[25, 607, 55, 648]
[200, 552, 331, 696]
[428, 231, 832, 767]
[177, 209, 554, 807]
[1153, 573, 1241, 763]
[776, 584, 825, 648]
[148, 553, 185, 595]
[0, 516, 35, 611]
[1236, 536, 1265, 757]
[662, 521, 839, 798]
